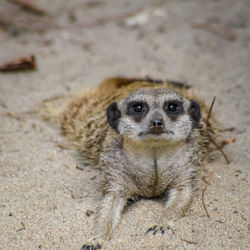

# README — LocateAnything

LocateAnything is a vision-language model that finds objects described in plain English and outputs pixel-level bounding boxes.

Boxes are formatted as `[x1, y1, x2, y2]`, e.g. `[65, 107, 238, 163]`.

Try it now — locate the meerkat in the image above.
[53, 77, 217, 243]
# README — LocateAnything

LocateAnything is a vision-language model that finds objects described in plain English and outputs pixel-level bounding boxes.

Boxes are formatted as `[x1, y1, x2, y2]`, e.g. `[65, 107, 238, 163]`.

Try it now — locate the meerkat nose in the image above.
[150, 113, 164, 134]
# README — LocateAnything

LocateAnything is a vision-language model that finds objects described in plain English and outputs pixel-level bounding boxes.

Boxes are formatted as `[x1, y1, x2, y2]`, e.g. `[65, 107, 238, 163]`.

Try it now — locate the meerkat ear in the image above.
[107, 102, 121, 132]
[188, 101, 201, 127]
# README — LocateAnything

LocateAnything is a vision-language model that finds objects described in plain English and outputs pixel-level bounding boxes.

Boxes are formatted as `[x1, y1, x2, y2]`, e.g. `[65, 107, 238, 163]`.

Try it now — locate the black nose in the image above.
[150, 115, 164, 134]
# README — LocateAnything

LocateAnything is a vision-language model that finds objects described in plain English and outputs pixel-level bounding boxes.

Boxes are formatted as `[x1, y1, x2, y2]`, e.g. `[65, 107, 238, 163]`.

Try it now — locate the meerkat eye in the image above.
[164, 100, 183, 118]
[168, 103, 178, 112]
[134, 103, 143, 112]
[127, 101, 149, 119]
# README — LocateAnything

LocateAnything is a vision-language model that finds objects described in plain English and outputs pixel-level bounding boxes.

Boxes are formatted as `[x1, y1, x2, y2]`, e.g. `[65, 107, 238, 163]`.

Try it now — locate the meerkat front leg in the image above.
[163, 184, 193, 222]
[147, 182, 194, 235]
[82, 190, 129, 249]
[95, 192, 128, 240]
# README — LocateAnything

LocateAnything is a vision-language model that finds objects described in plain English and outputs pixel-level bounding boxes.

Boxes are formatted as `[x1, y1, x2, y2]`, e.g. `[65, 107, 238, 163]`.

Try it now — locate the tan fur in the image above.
[50, 77, 218, 242]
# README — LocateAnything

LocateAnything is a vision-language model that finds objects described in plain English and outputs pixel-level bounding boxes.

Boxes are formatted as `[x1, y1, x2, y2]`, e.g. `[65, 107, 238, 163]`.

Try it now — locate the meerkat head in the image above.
[107, 88, 200, 143]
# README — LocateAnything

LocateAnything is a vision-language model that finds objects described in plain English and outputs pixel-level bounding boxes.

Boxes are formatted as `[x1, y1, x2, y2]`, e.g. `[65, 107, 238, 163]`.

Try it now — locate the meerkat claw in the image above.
[146, 224, 174, 236]
[80, 243, 102, 250]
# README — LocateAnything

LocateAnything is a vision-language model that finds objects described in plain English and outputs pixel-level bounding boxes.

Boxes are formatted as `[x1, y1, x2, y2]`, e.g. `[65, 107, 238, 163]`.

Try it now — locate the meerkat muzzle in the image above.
[150, 113, 164, 134]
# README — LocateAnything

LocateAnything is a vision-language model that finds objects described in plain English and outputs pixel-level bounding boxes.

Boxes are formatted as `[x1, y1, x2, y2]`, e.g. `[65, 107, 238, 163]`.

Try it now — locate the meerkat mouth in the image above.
[138, 131, 174, 138]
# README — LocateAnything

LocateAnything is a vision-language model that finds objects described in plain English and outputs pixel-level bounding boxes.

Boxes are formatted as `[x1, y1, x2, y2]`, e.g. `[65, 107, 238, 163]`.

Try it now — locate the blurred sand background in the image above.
[0, 0, 249, 249]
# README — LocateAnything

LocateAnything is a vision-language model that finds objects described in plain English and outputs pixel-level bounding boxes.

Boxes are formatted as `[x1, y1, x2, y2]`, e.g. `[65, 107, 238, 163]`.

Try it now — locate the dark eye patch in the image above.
[127, 101, 149, 120]
[164, 100, 184, 119]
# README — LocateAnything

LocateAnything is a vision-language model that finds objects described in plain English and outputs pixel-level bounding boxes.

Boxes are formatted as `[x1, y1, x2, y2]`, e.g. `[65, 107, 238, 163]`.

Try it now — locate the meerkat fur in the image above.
[47, 77, 218, 241]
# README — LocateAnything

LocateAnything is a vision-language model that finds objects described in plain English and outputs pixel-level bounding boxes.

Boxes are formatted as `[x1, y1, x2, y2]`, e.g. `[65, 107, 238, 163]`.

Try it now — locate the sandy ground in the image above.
[0, 0, 250, 249]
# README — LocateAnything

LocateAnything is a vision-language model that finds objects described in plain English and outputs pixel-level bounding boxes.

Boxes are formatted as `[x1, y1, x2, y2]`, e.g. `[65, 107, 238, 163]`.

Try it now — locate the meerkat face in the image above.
[107, 88, 200, 143]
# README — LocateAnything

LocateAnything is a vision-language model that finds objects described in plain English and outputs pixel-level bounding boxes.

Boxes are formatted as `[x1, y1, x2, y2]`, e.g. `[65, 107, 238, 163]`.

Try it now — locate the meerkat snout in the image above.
[150, 112, 164, 134]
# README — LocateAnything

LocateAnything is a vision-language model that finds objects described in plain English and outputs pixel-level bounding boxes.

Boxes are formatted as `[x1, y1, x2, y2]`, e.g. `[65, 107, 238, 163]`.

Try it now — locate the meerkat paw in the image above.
[80, 243, 102, 250]
[80, 239, 103, 250]
[145, 223, 175, 236]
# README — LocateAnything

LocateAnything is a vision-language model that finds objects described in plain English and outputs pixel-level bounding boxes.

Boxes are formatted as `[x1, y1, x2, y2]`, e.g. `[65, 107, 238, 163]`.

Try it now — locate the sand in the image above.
[0, 0, 249, 249]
